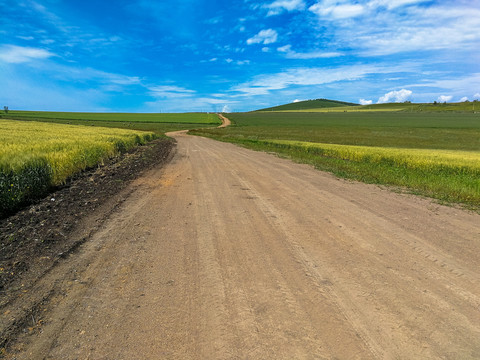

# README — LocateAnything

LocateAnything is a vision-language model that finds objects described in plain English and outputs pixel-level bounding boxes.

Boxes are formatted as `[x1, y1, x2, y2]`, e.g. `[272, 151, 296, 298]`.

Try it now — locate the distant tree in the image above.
[433, 101, 437, 105]
[3, 106, 8, 113]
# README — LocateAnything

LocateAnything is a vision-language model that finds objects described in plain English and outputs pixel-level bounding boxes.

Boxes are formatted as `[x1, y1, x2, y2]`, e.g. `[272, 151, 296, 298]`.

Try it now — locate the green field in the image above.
[191, 111, 480, 210]
[263, 101, 480, 113]
[0, 111, 221, 135]
[0, 120, 157, 217]
[2, 111, 220, 123]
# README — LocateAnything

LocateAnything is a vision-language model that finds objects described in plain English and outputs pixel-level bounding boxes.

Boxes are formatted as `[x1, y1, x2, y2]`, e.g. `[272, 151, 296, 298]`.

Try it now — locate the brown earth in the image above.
[2, 131, 480, 359]
[0, 139, 174, 350]
[217, 113, 232, 128]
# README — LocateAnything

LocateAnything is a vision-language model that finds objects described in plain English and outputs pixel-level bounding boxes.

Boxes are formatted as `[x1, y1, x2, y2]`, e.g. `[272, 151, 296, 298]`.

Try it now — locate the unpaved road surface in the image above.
[217, 114, 231, 128]
[6, 132, 480, 359]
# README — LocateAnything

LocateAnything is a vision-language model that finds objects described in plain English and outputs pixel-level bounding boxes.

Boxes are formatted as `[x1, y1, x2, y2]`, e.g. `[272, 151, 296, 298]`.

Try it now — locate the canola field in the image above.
[0, 120, 157, 216]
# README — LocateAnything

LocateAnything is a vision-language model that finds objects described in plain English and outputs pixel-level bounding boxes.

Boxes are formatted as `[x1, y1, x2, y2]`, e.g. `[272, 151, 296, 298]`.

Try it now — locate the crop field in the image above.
[2, 111, 220, 124]
[0, 111, 221, 135]
[0, 119, 157, 216]
[191, 111, 480, 209]
[259, 101, 479, 113]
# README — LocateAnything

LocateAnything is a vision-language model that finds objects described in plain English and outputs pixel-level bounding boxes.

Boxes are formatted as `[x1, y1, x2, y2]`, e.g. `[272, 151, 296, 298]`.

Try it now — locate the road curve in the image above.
[217, 113, 232, 128]
[11, 132, 480, 359]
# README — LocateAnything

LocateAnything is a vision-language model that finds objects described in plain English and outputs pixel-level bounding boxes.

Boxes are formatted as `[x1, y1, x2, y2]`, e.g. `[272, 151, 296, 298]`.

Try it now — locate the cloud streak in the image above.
[309, 2, 364, 19]
[231, 65, 379, 96]
[0, 44, 55, 63]
[277, 44, 343, 59]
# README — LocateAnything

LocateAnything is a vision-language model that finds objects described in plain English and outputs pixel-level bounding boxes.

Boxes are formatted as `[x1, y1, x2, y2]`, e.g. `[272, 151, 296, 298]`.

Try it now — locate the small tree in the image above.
[3, 106, 8, 113]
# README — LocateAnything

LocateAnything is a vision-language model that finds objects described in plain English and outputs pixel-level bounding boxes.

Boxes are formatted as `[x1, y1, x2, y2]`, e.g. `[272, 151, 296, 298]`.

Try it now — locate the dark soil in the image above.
[0, 138, 174, 313]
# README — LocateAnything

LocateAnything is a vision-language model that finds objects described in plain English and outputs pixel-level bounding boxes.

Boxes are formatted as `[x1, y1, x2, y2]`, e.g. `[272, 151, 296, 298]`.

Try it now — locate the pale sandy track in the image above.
[9, 132, 480, 359]
[217, 113, 232, 128]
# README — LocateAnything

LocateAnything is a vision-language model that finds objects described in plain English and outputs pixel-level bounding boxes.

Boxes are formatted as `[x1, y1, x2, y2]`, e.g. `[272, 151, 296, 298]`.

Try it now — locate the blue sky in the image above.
[1, 0, 479, 112]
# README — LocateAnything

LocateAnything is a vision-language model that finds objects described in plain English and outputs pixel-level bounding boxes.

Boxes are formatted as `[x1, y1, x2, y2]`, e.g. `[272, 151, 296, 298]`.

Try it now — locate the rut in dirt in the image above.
[4, 132, 480, 359]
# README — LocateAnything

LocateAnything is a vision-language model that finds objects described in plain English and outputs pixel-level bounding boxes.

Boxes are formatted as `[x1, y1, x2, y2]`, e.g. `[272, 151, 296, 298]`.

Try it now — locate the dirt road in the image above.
[8, 132, 480, 359]
[217, 113, 231, 128]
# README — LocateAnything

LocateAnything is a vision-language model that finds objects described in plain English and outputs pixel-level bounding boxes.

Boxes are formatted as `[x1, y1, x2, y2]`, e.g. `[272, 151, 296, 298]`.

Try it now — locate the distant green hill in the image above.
[256, 99, 358, 111]
[256, 100, 480, 113]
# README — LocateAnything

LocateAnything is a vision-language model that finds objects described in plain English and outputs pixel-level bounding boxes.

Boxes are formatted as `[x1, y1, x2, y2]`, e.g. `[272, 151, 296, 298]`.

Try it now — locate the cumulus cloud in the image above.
[377, 89, 412, 103]
[0, 44, 55, 63]
[359, 99, 373, 105]
[222, 105, 232, 113]
[247, 29, 278, 45]
[437, 95, 452, 103]
[474, 93, 480, 100]
[437, 95, 452, 102]
[459, 96, 468, 102]
[263, 0, 306, 16]
[293, 99, 303, 103]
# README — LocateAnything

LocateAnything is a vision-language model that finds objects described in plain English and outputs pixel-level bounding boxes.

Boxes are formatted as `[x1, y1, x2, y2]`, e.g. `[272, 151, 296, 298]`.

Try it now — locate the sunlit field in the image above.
[191, 111, 480, 209]
[0, 120, 157, 216]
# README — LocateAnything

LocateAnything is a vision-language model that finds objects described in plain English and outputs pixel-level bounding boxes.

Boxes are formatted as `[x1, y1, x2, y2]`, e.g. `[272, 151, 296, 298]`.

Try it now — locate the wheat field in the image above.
[0, 120, 156, 216]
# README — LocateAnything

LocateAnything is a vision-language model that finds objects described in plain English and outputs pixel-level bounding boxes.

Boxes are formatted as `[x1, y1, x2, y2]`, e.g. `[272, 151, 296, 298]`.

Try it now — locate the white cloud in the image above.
[309, 2, 365, 19]
[0, 44, 55, 63]
[148, 85, 195, 98]
[308, 2, 480, 56]
[368, 0, 430, 10]
[222, 105, 232, 113]
[17, 36, 34, 41]
[277, 44, 291, 52]
[293, 99, 303, 103]
[247, 29, 278, 45]
[277, 44, 343, 59]
[263, 0, 306, 16]
[231, 65, 378, 96]
[474, 93, 480, 100]
[377, 89, 412, 103]
[359, 99, 373, 105]
[459, 96, 468, 102]
[437, 95, 452, 102]
[262, 47, 271, 52]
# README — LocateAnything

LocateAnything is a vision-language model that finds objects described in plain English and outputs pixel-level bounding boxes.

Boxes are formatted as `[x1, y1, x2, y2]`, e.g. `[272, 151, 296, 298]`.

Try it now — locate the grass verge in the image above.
[191, 132, 480, 211]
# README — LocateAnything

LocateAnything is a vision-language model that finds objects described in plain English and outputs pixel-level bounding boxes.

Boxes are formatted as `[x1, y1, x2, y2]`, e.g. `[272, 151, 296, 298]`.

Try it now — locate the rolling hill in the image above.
[256, 99, 358, 112]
